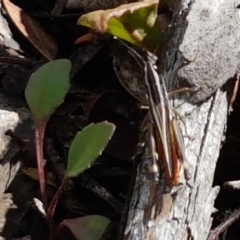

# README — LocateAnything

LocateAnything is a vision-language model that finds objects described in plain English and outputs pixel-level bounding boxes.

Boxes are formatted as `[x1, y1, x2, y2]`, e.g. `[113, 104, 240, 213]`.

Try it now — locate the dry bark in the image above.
[121, 0, 240, 239]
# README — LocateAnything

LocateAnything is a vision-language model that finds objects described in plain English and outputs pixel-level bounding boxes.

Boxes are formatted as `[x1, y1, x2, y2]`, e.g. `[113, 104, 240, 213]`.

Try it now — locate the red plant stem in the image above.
[47, 176, 69, 219]
[35, 123, 48, 210]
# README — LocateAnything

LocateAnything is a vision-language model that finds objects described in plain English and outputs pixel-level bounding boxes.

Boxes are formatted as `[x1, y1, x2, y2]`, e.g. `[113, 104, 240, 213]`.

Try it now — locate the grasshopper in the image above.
[119, 41, 192, 185]
[143, 52, 191, 185]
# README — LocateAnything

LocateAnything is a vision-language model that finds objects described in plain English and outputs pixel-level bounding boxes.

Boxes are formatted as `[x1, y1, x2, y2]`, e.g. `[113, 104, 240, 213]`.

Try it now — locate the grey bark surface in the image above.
[122, 0, 239, 239]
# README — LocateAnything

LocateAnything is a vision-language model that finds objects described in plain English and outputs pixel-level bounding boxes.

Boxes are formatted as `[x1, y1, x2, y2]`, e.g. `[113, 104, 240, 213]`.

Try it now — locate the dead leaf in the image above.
[2, 0, 58, 60]
[78, 0, 164, 53]
[75, 33, 94, 45]
[79, 1, 158, 33]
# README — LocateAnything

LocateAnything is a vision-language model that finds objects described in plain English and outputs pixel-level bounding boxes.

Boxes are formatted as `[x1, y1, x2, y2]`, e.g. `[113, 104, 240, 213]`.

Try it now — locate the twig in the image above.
[208, 209, 240, 240]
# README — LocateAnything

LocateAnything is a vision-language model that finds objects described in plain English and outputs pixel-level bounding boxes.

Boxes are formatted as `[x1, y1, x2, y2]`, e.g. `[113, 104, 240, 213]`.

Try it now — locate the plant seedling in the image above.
[25, 59, 71, 209]
[47, 121, 116, 218]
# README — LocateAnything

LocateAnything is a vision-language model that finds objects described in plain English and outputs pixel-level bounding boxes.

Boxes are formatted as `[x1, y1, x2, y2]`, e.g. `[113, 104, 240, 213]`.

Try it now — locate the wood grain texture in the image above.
[121, 0, 235, 239]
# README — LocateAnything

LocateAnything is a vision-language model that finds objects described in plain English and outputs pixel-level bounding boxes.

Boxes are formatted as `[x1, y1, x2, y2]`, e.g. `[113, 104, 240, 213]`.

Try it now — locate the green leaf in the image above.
[61, 215, 110, 240]
[66, 121, 115, 177]
[77, 0, 165, 54]
[25, 59, 71, 123]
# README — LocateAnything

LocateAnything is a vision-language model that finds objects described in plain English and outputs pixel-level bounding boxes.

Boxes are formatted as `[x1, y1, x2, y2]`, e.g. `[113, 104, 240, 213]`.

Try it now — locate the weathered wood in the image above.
[165, 0, 240, 103]
[121, 0, 240, 239]
[122, 91, 226, 240]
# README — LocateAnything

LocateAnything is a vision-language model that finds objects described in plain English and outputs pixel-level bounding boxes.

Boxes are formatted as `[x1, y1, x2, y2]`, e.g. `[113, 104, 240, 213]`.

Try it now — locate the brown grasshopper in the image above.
[120, 41, 192, 186]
